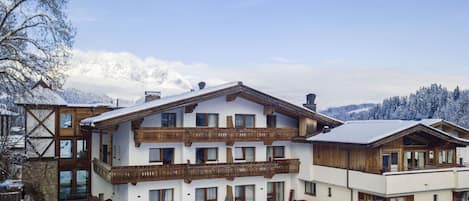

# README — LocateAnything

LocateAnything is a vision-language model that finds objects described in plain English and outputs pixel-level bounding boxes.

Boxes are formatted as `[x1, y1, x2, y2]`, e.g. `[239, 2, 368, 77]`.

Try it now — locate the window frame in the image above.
[161, 113, 177, 128]
[149, 188, 174, 201]
[304, 181, 316, 196]
[196, 148, 218, 163]
[195, 187, 218, 201]
[76, 139, 88, 160]
[196, 113, 219, 128]
[234, 147, 256, 161]
[60, 113, 73, 129]
[439, 149, 455, 164]
[266, 115, 277, 128]
[235, 114, 256, 128]
[235, 185, 255, 201]
[149, 148, 175, 164]
[60, 139, 73, 159]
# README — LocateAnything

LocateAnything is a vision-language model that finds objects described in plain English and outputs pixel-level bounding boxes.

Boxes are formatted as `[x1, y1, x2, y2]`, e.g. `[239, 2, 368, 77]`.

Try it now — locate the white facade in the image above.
[91, 96, 308, 201]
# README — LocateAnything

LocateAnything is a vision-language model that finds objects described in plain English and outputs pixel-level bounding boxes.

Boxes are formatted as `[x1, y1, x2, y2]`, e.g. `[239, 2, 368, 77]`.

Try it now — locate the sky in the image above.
[65, 0, 469, 109]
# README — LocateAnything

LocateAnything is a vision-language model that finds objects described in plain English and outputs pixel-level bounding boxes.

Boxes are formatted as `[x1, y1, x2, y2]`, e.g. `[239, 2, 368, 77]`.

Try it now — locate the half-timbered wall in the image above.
[25, 106, 57, 158]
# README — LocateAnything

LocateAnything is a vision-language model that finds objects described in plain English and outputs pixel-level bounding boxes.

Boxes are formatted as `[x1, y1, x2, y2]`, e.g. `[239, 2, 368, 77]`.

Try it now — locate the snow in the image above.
[66, 103, 114, 108]
[81, 81, 242, 126]
[15, 84, 67, 106]
[308, 119, 468, 145]
[347, 107, 372, 114]
[0, 108, 17, 116]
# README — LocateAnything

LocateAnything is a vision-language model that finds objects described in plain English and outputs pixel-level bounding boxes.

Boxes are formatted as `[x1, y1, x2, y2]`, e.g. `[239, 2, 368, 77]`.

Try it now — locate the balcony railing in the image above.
[93, 158, 300, 184]
[312, 165, 469, 196]
[133, 127, 299, 146]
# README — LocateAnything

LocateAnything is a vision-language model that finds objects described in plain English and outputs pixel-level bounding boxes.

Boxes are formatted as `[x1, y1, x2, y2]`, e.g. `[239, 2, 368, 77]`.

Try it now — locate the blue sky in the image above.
[65, 0, 469, 108]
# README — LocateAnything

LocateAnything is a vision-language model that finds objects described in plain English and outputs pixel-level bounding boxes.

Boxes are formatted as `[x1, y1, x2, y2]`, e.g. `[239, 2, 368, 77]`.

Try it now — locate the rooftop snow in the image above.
[16, 85, 67, 106]
[308, 119, 463, 144]
[0, 108, 17, 116]
[81, 81, 241, 126]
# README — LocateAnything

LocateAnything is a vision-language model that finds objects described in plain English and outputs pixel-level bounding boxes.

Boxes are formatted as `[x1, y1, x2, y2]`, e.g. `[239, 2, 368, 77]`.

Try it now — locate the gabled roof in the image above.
[81, 81, 343, 128]
[309, 119, 469, 146]
[16, 82, 67, 106]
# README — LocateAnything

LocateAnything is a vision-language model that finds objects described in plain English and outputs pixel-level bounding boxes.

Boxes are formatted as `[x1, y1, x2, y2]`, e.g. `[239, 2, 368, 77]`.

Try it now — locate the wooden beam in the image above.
[184, 104, 198, 113]
[263, 105, 275, 115]
[226, 92, 240, 102]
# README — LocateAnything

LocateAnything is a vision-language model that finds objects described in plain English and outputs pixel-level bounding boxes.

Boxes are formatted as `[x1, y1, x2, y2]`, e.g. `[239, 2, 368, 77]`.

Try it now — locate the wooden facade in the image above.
[133, 127, 299, 147]
[313, 129, 463, 174]
[93, 158, 300, 184]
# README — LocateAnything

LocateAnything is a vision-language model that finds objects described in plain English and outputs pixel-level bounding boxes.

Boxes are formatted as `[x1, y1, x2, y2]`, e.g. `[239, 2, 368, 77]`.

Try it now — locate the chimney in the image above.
[145, 91, 161, 102]
[198, 81, 206, 90]
[303, 93, 317, 112]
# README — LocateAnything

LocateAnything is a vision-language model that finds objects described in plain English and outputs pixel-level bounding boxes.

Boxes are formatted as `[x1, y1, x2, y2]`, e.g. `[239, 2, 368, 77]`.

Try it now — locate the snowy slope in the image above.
[321, 84, 469, 128]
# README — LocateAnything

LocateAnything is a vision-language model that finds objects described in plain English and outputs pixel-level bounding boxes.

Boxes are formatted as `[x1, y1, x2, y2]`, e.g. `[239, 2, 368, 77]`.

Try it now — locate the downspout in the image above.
[347, 150, 353, 201]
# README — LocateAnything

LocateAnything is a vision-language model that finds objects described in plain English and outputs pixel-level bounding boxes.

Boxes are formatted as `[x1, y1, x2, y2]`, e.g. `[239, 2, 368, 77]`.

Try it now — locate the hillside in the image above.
[321, 84, 469, 128]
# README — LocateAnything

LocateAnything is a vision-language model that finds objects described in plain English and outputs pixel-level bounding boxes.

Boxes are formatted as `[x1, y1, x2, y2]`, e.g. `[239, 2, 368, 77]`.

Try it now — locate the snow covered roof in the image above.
[16, 83, 67, 106]
[0, 107, 17, 116]
[81, 81, 342, 127]
[309, 119, 469, 145]
[66, 103, 114, 108]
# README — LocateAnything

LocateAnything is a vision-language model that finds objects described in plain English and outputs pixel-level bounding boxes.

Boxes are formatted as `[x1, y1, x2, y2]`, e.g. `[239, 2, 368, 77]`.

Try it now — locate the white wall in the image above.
[113, 174, 293, 201]
[91, 130, 114, 200]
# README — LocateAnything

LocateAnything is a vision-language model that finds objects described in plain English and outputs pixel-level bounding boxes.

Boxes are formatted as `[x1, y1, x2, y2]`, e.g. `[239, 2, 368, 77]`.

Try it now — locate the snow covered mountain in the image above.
[64, 50, 196, 102]
[321, 84, 469, 128]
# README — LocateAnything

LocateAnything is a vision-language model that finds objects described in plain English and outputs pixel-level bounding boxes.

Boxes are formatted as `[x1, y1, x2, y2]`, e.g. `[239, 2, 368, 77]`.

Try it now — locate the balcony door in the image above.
[267, 182, 284, 201]
[382, 153, 398, 172]
[404, 151, 427, 170]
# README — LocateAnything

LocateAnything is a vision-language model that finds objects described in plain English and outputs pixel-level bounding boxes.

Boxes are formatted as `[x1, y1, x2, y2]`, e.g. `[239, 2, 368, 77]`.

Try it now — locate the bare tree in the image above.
[0, 0, 74, 95]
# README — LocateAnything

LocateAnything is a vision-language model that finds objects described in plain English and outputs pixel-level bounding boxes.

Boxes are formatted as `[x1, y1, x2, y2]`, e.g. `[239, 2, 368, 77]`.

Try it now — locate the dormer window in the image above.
[235, 114, 255, 128]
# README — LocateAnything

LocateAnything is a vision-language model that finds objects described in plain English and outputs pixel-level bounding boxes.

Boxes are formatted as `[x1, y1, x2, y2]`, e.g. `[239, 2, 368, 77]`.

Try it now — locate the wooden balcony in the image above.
[133, 127, 299, 147]
[93, 158, 300, 184]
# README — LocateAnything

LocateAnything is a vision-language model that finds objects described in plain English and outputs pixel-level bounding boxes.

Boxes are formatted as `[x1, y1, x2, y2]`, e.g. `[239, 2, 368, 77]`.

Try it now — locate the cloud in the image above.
[270, 57, 291, 63]
[65, 50, 469, 109]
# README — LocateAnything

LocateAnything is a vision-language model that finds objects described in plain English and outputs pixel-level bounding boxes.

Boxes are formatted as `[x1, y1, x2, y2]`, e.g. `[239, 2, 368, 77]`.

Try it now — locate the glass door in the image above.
[267, 182, 284, 201]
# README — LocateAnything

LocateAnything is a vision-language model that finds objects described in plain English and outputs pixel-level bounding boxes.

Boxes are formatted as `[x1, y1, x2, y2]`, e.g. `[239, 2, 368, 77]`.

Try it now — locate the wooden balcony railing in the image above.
[93, 158, 300, 184]
[134, 127, 299, 147]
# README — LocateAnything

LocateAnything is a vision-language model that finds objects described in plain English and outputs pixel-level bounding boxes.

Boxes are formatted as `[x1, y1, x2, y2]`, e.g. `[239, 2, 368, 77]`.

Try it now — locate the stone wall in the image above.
[22, 160, 58, 201]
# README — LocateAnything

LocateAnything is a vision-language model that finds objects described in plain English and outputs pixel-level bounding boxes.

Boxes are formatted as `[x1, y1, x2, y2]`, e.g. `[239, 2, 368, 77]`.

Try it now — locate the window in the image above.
[59, 171, 72, 200]
[439, 149, 455, 164]
[195, 187, 217, 201]
[196, 148, 218, 164]
[235, 185, 255, 201]
[149, 189, 174, 201]
[382, 152, 398, 172]
[267, 115, 276, 128]
[267, 146, 285, 160]
[304, 181, 316, 196]
[76, 170, 88, 199]
[267, 182, 284, 201]
[235, 114, 255, 128]
[76, 140, 87, 159]
[60, 140, 72, 159]
[196, 113, 219, 127]
[161, 113, 176, 128]
[404, 151, 427, 170]
[149, 148, 174, 164]
[235, 147, 255, 162]
[60, 113, 72, 128]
